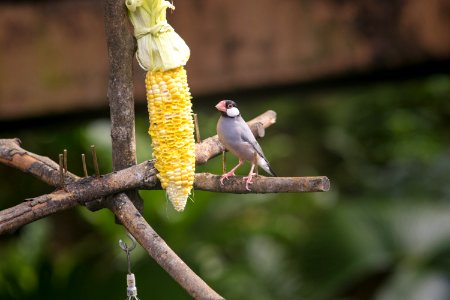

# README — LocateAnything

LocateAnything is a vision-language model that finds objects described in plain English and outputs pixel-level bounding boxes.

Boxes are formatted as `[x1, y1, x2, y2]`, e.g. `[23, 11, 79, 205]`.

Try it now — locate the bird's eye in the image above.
[227, 104, 232, 109]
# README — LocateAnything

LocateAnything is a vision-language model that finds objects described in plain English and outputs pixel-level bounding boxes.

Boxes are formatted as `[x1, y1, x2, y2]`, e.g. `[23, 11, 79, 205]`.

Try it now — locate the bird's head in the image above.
[215, 100, 240, 118]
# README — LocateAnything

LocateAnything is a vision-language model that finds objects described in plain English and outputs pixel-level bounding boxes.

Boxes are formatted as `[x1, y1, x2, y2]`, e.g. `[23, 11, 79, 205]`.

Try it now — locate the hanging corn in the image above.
[126, 0, 195, 211]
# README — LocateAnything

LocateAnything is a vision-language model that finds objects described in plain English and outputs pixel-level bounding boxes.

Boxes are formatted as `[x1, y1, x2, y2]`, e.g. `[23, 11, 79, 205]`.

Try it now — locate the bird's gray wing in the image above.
[237, 118, 267, 161]
[240, 124, 276, 176]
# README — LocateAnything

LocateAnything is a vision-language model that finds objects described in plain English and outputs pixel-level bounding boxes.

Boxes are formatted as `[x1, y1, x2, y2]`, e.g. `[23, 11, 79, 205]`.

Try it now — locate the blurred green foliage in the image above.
[0, 75, 449, 300]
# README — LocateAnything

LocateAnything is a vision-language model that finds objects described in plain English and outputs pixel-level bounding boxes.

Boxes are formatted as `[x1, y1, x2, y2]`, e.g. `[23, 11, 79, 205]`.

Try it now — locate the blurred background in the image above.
[1, 0, 450, 299]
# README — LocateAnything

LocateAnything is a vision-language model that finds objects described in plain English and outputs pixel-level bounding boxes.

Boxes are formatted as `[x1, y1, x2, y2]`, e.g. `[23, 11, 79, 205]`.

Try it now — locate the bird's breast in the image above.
[217, 117, 257, 162]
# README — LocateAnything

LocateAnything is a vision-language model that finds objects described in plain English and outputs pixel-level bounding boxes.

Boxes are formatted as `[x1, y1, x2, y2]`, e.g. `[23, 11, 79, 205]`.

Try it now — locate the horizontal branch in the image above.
[194, 173, 330, 193]
[0, 138, 79, 186]
[0, 166, 329, 234]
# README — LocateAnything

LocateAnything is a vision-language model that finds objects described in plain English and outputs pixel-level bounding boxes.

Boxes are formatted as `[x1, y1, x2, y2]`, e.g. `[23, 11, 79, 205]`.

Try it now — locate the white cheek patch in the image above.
[227, 107, 240, 117]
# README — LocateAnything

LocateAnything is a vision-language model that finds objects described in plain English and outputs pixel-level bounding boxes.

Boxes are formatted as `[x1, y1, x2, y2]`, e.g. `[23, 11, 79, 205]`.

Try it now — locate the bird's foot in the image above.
[220, 171, 236, 185]
[243, 173, 256, 191]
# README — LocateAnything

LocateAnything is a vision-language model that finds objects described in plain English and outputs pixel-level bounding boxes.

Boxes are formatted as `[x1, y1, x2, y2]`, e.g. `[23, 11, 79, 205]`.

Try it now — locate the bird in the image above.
[215, 99, 276, 190]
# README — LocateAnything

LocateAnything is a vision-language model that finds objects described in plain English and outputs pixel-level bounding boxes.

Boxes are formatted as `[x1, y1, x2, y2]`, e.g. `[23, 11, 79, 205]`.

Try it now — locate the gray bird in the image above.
[215, 100, 276, 190]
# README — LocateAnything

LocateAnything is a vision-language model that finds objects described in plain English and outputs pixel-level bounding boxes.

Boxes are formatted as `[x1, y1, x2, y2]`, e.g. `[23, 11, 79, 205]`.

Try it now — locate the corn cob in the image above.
[146, 67, 195, 211]
[126, 0, 195, 211]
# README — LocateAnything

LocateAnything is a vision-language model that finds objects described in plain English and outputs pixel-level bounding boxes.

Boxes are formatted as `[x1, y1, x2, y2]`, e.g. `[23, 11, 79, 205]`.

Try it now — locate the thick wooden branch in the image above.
[0, 138, 329, 233]
[109, 194, 224, 300]
[104, 0, 137, 170]
[104, 0, 143, 212]
[0, 138, 79, 186]
[194, 173, 330, 193]
[0, 170, 329, 233]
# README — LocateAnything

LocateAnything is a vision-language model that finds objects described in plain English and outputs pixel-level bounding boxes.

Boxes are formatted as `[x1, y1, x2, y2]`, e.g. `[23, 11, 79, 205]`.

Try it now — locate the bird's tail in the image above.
[257, 155, 276, 176]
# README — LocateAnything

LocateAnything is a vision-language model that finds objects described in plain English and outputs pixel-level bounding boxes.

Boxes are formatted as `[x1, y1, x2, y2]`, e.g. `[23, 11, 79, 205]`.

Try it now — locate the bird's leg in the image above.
[243, 163, 256, 191]
[220, 159, 244, 185]
[253, 152, 258, 176]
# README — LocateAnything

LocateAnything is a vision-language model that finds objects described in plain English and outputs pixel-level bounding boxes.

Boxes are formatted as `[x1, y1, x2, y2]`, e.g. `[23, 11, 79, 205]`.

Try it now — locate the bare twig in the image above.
[194, 113, 201, 143]
[59, 154, 65, 188]
[90, 145, 100, 177]
[63, 149, 68, 173]
[222, 151, 226, 174]
[81, 154, 88, 177]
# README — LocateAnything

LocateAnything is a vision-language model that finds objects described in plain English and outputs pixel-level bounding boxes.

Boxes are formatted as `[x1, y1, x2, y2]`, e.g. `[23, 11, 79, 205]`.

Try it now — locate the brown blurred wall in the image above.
[1, 0, 449, 120]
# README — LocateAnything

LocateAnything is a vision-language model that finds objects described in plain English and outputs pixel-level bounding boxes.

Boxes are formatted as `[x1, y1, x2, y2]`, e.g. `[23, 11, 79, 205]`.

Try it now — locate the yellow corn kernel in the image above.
[145, 66, 195, 211]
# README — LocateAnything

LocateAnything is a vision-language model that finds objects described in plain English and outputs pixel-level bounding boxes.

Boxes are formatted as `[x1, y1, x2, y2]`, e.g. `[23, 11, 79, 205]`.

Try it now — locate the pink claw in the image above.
[243, 173, 256, 191]
[220, 171, 235, 185]
[220, 159, 245, 185]
[242, 163, 257, 191]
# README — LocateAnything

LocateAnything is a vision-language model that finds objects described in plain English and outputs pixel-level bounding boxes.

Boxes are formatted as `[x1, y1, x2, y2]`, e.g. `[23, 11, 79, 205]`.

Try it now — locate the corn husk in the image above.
[125, 0, 190, 71]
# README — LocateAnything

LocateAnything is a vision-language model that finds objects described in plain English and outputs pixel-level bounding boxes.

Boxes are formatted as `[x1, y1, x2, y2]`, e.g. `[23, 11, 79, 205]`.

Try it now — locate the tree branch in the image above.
[194, 173, 330, 193]
[104, 0, 137, 170]
[0, 138, 78, 186]
[0, 138, 329, 233]
[0, 170, 329, 233]
[104, 0, 143, 212]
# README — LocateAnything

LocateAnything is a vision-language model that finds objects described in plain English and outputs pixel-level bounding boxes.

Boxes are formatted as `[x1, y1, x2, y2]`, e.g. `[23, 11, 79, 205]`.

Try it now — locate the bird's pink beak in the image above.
[215, 100, 227, 112]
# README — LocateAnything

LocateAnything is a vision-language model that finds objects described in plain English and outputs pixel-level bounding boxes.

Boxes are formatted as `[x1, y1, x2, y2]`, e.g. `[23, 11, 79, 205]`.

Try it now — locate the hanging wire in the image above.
[119, 232, 140, 300]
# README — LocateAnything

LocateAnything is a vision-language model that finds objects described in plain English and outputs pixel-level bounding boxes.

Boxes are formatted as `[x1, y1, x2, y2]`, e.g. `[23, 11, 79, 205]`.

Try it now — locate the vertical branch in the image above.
[103, 0, 143, 212]
[102, 1, 223, 297]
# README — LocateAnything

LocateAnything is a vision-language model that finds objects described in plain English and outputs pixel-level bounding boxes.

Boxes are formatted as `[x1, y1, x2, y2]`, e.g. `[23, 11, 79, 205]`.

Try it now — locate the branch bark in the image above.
[195, 173, 330, 193]
[104, 0, 137, 170]
[0, 138, 78, 186]
[104, 0, 143, 212]
[0, 138, 329, 234]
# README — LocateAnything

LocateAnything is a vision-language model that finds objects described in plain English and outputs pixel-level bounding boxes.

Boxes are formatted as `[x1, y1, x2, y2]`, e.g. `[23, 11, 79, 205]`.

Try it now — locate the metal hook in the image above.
[119, 231, 137, 252]
[119, 232, 137, 274]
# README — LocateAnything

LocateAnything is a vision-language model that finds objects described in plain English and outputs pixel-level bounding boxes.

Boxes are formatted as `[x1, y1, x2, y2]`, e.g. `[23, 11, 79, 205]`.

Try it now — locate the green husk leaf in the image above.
[125, 0, 190, 71]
